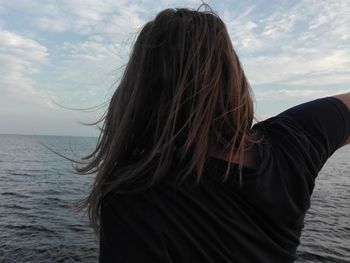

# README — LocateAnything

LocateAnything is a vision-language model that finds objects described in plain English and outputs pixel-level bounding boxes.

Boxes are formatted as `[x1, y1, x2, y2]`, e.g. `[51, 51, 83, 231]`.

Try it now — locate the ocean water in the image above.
[0, 134, 349, 263]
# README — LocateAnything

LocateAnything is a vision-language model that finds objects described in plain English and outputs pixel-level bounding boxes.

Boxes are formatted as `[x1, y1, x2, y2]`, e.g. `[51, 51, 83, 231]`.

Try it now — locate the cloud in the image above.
[3, 0, 200, 35]
[38, 38, 128, 109]
[0, 29, 51, 107]
[35, 16, 69, 33]
[218, 0, 350, 87]
[62, 40, 123, 62]
[255, 88, 348, 101]
[0, 0, 201, 109]
[1, 0, 349, 109]
[242, 49, 350, 85]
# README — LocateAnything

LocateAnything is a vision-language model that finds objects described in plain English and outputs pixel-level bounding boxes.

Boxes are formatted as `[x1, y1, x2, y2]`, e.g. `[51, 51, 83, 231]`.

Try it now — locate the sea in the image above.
[0, 134, 349, 263]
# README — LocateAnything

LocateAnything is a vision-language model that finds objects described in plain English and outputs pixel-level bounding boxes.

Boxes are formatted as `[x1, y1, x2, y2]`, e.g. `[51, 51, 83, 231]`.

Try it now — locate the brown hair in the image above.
[74, 5, 260, 235]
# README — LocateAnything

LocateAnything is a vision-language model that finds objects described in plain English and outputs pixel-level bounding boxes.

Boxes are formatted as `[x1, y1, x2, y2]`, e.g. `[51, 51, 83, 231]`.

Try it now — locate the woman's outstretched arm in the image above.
[333, 92, 350, 145]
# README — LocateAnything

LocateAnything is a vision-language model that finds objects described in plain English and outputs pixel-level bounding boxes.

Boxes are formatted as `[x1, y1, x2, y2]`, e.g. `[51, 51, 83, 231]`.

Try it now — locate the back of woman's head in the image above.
[77, 6, 258, 234]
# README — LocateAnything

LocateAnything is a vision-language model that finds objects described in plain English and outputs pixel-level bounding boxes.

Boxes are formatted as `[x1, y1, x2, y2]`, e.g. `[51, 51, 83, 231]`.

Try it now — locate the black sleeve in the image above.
[254, 97, 350, 176]
[99, 192, 169, 263]
[250, 97, 349, 215]
[279, 97, 349, 152]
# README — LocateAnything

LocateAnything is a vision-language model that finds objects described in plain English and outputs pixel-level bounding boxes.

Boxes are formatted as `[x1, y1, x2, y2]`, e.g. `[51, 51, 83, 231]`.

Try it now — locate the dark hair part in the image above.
[75, 6, 261, 235]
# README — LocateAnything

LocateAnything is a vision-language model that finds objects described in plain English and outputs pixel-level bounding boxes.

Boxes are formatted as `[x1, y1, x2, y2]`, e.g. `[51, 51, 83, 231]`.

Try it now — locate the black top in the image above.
[99, 97, 350, 263]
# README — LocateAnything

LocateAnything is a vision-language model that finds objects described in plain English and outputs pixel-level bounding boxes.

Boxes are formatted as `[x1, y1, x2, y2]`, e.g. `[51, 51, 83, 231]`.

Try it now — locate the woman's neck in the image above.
[206, 144, 258, 169]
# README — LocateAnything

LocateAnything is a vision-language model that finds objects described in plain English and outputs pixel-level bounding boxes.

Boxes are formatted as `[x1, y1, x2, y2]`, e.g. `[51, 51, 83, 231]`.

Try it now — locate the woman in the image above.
[76, 7, 350, 263]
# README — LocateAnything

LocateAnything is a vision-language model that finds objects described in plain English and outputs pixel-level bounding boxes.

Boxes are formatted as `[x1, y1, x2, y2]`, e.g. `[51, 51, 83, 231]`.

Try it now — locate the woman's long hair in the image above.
[75, 6, 260, 235]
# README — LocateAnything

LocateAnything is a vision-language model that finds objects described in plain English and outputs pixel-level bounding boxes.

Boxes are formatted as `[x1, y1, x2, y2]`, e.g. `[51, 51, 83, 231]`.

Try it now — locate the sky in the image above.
[0, 0, 349, 137]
